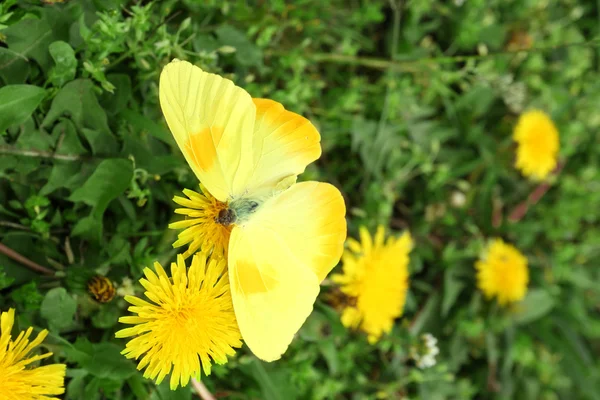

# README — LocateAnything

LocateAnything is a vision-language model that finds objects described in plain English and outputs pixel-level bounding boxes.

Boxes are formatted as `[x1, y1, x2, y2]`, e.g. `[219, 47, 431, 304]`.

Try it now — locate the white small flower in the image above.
[450, 191, 466, 208]
[412, 333, 440, 369]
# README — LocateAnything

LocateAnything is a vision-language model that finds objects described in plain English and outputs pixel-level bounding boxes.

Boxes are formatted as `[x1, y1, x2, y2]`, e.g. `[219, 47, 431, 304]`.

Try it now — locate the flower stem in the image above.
[0, 146, 82, 161]
[191, 379, 216, 400]
[0, 243, 55, 276]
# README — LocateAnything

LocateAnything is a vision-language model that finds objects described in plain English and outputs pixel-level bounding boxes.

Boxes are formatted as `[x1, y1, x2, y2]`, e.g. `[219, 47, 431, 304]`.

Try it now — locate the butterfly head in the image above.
[216, 208, 237, 226]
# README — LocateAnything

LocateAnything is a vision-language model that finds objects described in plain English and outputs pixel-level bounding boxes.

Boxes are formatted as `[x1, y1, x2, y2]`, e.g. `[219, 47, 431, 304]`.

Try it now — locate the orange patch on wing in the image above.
[236, 259, 278, 295]
[253, 99, 320, 145]
[185, 126, 224, 171]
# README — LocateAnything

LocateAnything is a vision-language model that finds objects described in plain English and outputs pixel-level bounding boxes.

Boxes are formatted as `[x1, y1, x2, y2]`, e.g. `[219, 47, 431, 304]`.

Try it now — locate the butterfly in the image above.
[159, 59, 347, 361]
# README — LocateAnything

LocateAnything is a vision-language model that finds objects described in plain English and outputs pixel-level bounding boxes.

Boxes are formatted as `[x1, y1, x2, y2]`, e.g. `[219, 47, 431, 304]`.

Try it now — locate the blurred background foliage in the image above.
[1, 0, 599, 399]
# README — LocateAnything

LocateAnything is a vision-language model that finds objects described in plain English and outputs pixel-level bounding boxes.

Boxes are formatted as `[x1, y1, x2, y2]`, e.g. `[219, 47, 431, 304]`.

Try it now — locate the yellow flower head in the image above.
[332, 226, 413, 343]
[116, 253, 242, 390]
[169, 185, 232, 258]
[0, 308, 66, 400]
[475, 239, 529, 305]
[513, 110, 559, 180]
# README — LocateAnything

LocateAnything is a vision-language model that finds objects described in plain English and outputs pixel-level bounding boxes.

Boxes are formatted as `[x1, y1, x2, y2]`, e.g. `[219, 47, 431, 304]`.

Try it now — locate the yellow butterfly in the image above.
[159, 59, 347, 361]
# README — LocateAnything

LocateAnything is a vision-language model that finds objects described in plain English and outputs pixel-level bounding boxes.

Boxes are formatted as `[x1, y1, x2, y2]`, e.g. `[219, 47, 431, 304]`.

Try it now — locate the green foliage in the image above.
[0, 0, 599, 399]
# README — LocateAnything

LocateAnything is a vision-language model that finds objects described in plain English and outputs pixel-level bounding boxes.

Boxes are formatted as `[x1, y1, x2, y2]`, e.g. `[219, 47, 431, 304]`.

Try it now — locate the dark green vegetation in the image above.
[1, 0, 599, 399]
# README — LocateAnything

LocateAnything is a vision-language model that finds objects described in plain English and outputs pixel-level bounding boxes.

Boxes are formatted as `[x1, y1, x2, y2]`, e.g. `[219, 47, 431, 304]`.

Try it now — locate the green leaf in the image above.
[69, 338, 137, 380]
[3, 16, 55, 71]
[127, 374, 149, 400]
[66, 369, 89, 400]
[150, 382, 192, 400]
[514, 289, 555, 325]
[442, 268, 466, 317]
[120, 109, 175, 146]
[84, 377, 121, 400]
[15, 121, 54, 151]
[69, 158, 134, 218]
[40, 161, 84, 195]
[42, 79, 117, 155]
[0, 85, 46, 133]
[0, 266, 15, 289]
[48, 41, 77, 87]
[53, 119, 87, 155]
[100, 74, 132, 115]
[40, 287, 77, 331]
[71, 215, 103, 241]
[242, 358, 297, 400]
[0, 48, 31, 84]
[11, 281, 43, 311]
[91, 304, 120, 329]
[215, 25, 263, 67]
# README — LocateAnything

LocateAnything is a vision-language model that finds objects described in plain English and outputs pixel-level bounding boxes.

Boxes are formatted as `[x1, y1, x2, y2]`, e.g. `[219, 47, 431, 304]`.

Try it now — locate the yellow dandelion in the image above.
[169, 185, 232, 259]
[0, 308, 66, 400]
[513, 110, 559, 180]
[475, 239, 529, 305]
[332, 225, 413, 343]
[115, 253, 242, 390]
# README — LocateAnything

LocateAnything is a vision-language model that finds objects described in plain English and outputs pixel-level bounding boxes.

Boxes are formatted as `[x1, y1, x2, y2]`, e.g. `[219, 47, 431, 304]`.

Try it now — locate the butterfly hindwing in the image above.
[228, 182, 347, 361]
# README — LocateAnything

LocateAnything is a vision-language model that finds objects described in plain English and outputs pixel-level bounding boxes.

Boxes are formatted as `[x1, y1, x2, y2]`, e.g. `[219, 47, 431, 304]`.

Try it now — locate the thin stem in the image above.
[305, 38, 600, 72]
[191, 379, 216, 400]
[0, 243, 55, 276]
[508, 161, 565, 223]
[0, 221, 30, 231]
[0, 146, 83, 161]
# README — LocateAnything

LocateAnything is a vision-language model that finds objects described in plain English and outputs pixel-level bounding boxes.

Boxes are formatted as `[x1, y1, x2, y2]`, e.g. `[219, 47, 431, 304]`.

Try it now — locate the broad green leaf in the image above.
[69, 338, 137, 380]
[514, 289, 555, 325]
[40, 287, 77, 331]
[91, 304, 120, 328]
[48, 41, 77, 87]
[53, 119, 87, 155]
[0, 48, 31, 84]
[3, 16, 54, 71]
[40, 161, 84, 195]
[15, 119, 53, 151]
[42, 79, 117, 155]
[71, 215, 103, 241]
[66, 369, 88, 400]
[0, 85, 45, 133]
[69, 158, 133, 217]
[120, 109, 175, 146]
[0, 266, 15, 290]
[84, 377, 121, 400]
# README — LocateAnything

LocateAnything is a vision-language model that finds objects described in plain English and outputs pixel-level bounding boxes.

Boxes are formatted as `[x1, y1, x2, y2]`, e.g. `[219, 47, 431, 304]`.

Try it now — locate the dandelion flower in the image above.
[513, 110, 559, 180]
[332, 225, 412, 343]
[475, 239, 529, 305]
[169, 185, 233, 258]
[0, 308, 66, 400]
[116, 253, 242, 390]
